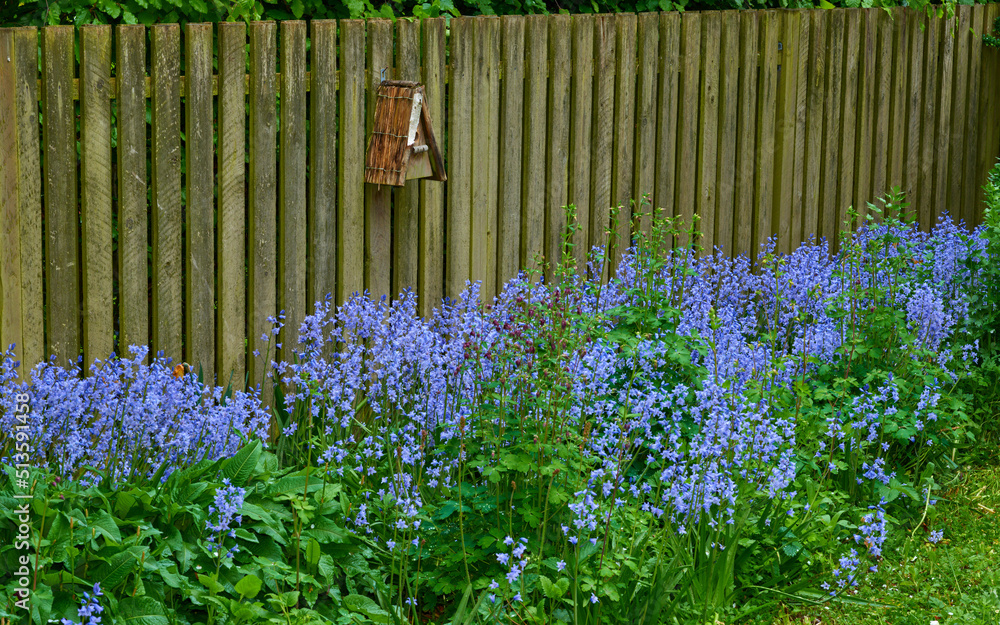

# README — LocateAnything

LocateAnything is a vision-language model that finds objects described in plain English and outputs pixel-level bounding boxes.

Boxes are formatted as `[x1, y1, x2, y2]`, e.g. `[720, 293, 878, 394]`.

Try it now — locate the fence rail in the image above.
[1, 6, 999, 387]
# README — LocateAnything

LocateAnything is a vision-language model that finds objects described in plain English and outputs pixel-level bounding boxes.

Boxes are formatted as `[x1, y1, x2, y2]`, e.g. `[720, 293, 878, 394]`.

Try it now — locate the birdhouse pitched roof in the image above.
[364, 80, 446, 187]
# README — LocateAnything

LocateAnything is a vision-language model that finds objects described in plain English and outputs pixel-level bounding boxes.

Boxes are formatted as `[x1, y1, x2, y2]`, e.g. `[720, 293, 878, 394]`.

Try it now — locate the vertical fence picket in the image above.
[870, 9, 893, 205]
[309, 20, 338, 310]
[963, 6, 985, 224]
[279, 21, 307, 363]
[610, 13, 636, 266]
[184, 23, 214, 380]
[716, 12, 739, 254]
[977, 4, 1000, 220]
[522, 15, 548, 277]
[420, 18, 446, 314]
[247, 21, 277, 398]
[887, 7, 908, 195]
[933, 13, 954, 225]
[676, 13, 700, 251]
[42, 26, 79, 367]
[948, 6, 970, 225]
[80, 25, 113, 367]
[116, 25, 148, 362]
[546, 14, 571, 282]
[654, 13, 680, 247]
[498, 16, 525, 289]
[803, 11, 826, 244]
[903, 10, 923, 210]
[918, 14, 939, 231]
[569, 15, 594, 273]
[470, 17, 500, 299]
[734, 12, 758, 257]
[632, 12, 658, 238]
[0, 30, 22, 369]
[446, 18, 472, 298]
[339, 20, 365, 304]
[773, 11, 799, 255]
[395, 18, 422, 299]
[837, 10, 859, 235]
[753, 11, 778, 258]
[790, 10, 809, 251]
[852, 10, 875, 226]
[217, 21, 246, 390]
[697, 13, 720, 254]
[365, 20, 392, 303]
[590, 15, 615, 278]
[821, 11, 844, 252]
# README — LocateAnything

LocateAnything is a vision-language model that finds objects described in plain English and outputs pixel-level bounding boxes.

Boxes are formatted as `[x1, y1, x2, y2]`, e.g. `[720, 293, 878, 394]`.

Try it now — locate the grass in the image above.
[761, 460, 1000, 625]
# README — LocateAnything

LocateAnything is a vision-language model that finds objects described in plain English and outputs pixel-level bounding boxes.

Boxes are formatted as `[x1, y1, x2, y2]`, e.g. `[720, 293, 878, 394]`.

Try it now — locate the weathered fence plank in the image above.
[790, 10, 810, 251]
[948, 6, 970, 226]
[365, 20, 392, 303]
[716, 11, 739, 254]
[0, 30, 21, 368]
[522, 14, 548, 277]
[903, 10, 923, 210]
[773, 11, 800, 255]
[420, 18, 446, 314]
[697, 12, 720, 254]
[546, 14, 571, 281]
[43, 26, 79, 367]
[590, 15, 615, 279]
[395, 18, 422, 299]
[610, 13, 636, 267]
[734, 11, 758, 257]
[499, 15, 525, 288]
[569, 14, 594, 272]
[633, 12, 658, 238]
[870, 9, 892, 204]
[471, 17, 500, 298]
[887, 7, 907, 197]
[217, 21, 247, 389]
[853, 9, 875, 226]
[754, 11, 778, 258]
[821, 10, 844, 252]
[185, 22, 214, 380]
[446, 17, 472, 298]
[933, 13, 954, 226]
[837, 9, 859, 234]
[918, 13, 938, 231]
[339, 20, 365, 304]
[247, 21, 277, 397]
[963, 6, 985, 225]
[309, 20, 338, 311]
[803, 10, 825, 243]
[279, 20, 307, 363]
[676, 12, 700, 251]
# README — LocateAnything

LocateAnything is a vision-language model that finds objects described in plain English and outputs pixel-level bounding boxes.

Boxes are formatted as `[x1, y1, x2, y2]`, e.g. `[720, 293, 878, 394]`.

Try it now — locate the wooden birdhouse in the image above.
[364, 80, 446, 187]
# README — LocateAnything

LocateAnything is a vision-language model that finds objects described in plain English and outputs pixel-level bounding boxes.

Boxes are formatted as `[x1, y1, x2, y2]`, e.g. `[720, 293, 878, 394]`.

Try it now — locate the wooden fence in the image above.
[1, 7, 999, 388]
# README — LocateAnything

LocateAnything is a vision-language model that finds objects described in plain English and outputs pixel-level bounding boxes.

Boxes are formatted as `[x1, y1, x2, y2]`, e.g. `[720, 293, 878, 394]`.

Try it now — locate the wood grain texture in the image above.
[803, 11, 826, 244]
[773, 11, 800, 255]
[247, 21, 276, 397]
[13, 29, 42, 372]
[0, 30, 22, 369]
[962, 6, 984, 224]
[676, 12, 700, 251]
[546, 14, 571, 283]
[933, 13, 954, 225]
[977, 4, 1000, 222]
[632, 13, 658, 239]
[446, 18, 472, 298]
[734, 12, 758, 258]
[837, 9, 860, 236]
[610, 13, 636, 269]
[498, 16, 525, 289]
[309, 20, 338, 311]
[853, 9, 876, 226]
[395, 18, 422, 299]
[42, 26, 80, 367]
[655, 13, 680, 250]
[697, 13, 720, 254]
[339, 20, 365, 304]
[522, 15, 548, 277]
[184, 22, 214, 381]
[903, 10, 923, 209]
[947, 6, 970, 226]
[918, 13, 938, 231]
[79, 25, 113, 366]
[470, 17, 501, 299]
[870, 9, 892, 205]
[590, 15, 615, 281]
[280, 21, 307, 365]
[420, 18, 446, 314]
[887, 7, 908, 195]
[821, 10, 844, 253]
[217, 21, 246, 389]
[790, 10, 810, 251]
[569, 15, 594, 273]
[754, 11, 778, 259]
[365, 20, 392, 303]
[151, 24, 182, 365]
[716, 12, 739, 255]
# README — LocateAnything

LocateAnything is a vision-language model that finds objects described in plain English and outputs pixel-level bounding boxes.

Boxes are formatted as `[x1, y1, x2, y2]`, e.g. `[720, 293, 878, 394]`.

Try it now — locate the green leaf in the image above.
[223, 440, 262, 487]
[198, 573, 225, 594]
[304, 537, 322, 565]
[94, 549, 138, 591]
[116, 597, 169, 625]
[235, 574, 263, 599]
[291, 0, 303, 17]
[89, 509, 123, 544]
[343, 594, 389, 623]
[539, 575, 564, 599]
[556, 577, 570, 595]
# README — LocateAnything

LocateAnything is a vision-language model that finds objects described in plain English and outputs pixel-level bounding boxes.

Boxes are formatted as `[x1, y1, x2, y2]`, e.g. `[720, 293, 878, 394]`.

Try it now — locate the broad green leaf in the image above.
[304, 537, 322, 565]
[198, 573, 225, 594]
[223, 440, 262, 487]
[539, 575, 563, 599]
[235, 574, 263, 599]
[89, 509, 122, 544]
[116, 597, 169, 625]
